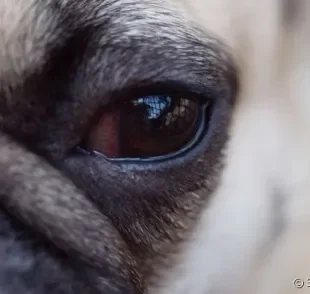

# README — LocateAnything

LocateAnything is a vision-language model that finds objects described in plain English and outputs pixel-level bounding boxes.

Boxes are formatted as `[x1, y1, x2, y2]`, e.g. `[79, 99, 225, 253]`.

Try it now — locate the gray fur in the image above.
[0, 0, 237, 293]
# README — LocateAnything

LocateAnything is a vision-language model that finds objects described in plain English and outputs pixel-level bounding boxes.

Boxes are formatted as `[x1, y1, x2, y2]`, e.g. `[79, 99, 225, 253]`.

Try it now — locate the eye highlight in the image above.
[82, 94, 210, 161]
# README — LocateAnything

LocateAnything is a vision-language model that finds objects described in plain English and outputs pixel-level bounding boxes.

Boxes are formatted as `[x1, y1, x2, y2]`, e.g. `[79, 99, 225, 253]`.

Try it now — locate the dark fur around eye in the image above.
[0, 6, 237, 256]
[0, 1, 238, 293]
[59, 27, 237, 268]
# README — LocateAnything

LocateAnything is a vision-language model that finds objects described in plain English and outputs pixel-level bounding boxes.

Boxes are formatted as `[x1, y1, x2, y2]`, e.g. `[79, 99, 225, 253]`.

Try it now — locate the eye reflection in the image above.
[133, 96, 172, 119]
[84, 95, 205, 159]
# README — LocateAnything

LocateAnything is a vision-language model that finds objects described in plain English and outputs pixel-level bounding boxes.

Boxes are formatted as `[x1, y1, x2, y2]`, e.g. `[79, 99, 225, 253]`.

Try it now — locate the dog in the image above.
[0, 0, 309, 293]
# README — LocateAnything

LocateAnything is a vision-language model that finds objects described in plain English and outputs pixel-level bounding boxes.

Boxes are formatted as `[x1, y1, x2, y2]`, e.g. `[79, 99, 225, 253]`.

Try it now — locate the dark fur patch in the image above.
[282, 0, 302, 27]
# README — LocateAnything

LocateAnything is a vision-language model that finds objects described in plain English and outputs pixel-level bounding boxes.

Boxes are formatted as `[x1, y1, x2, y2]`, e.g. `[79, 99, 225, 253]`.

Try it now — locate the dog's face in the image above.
[0, 0, 309, 294]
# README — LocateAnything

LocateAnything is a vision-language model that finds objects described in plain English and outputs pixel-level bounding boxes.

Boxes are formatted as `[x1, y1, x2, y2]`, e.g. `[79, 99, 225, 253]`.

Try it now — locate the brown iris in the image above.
[85, 95, 202, 159]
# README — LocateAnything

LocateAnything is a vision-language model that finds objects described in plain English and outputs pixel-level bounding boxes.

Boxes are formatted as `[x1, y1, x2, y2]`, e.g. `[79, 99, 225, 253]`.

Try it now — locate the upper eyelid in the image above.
[67, 28, 236, 102]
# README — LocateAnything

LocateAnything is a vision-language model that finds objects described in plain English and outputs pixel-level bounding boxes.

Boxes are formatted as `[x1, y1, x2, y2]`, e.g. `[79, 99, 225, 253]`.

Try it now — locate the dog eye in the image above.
[81, 95, 209, 160]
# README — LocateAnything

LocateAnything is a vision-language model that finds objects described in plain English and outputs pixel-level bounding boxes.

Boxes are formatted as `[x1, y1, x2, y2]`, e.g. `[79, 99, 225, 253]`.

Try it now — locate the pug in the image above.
[0, 0, 309, 293]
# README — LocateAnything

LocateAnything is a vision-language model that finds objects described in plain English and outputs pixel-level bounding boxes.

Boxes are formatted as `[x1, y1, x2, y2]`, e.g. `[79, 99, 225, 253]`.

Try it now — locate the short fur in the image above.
[0, 0, 309, 293]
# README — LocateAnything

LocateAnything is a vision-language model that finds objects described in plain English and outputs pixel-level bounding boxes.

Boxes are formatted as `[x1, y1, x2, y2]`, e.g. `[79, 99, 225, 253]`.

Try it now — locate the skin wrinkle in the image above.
[0, 132, 142, 293]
